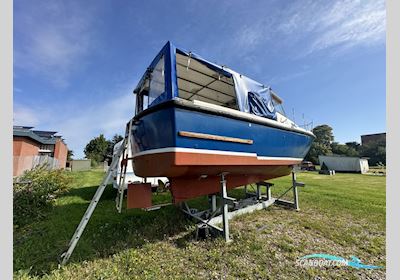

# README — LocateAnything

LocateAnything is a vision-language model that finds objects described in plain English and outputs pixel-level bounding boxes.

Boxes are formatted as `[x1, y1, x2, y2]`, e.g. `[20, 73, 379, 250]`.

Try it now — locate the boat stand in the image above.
[274, 172, 304, 211]
[181, 170, 304, 242]
[60, 133, 304, 265]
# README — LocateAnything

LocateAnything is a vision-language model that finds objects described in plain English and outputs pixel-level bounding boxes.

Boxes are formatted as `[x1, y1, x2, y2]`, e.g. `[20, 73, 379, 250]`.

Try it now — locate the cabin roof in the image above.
[133, 41, 281, 114]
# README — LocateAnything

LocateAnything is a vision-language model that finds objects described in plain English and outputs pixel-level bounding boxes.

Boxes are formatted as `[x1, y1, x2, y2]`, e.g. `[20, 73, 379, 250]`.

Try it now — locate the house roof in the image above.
[13, 126, 64, 145]
[32, 130, 58, 138]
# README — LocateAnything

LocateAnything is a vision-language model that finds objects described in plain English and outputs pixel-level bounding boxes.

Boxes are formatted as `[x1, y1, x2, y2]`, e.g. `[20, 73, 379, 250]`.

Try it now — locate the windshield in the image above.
[135, 55, 166, 115]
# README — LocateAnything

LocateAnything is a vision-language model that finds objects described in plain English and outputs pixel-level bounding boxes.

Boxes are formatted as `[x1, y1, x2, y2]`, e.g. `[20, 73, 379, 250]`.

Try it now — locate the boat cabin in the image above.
[130, 41, 314, 199]
[134, 41, 292, 127]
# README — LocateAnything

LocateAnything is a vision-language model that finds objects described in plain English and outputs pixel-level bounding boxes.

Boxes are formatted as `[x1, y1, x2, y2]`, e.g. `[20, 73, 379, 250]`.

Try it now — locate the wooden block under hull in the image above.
[127, 183, 152, 209]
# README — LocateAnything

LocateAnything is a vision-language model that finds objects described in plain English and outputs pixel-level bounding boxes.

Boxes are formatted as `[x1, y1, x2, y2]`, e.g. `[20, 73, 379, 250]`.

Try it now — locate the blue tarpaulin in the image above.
[248, 91, 276, 120]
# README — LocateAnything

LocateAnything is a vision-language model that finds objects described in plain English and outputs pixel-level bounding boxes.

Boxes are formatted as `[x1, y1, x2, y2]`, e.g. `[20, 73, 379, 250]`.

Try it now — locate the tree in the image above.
[84, 134, 109, 165]
[67, 150, 74, 161]
[106, 134, 124, 160]
[305, 125, 334, 164]
[313, 125, 334, 147]
[109, 134, 124, 151]
[331, 142, 359, 157]
[111, 134, 124, 144]
[360, 139, 386, 166]
[345, 141, 361, 151]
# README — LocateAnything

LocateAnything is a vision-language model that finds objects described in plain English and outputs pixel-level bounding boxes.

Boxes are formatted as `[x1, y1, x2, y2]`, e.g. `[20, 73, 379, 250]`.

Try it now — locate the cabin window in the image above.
[176, 53, 238, 110]
[135, 56, 165, 114]
[148, 55, 165, 105]
[270, 91, 286, 116]
[135, 84, 149, 115]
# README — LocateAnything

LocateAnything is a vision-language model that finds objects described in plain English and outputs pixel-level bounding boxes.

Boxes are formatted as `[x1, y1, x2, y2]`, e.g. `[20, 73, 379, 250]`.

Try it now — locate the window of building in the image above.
[39, 144, 54, 152]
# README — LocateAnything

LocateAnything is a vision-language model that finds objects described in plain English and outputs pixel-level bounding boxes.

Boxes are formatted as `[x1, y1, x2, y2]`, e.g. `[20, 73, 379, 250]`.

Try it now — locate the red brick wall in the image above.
[54, 140, 68, 169]
[13, 137, 40, 156]
[13, 137, 68, 176]
[13, 137, 40, 176]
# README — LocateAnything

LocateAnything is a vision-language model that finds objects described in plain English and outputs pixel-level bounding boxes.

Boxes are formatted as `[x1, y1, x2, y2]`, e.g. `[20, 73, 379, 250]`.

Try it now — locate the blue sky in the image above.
[13, 0, 386, 158]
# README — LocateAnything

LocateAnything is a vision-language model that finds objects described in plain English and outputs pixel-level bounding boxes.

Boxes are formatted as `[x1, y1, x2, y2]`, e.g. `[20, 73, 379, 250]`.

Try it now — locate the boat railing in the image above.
[298, 121, 313, 131]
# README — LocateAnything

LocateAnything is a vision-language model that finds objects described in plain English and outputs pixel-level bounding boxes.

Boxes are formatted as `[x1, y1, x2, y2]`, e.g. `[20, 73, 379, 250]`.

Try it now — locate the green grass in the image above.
[14, 170, 386, 279]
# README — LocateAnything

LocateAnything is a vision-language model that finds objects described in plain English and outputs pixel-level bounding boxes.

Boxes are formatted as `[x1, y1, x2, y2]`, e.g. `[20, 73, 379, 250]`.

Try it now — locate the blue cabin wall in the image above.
[133, 107, 176, 151]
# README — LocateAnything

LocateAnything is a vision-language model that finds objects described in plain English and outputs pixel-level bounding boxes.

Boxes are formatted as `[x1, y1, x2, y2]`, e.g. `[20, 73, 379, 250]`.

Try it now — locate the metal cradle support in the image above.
[274, 171, 304, 211]
[59, 120, 133, 265]
[61, 149, 304, 264]
[182, 169, 305, 242]
[220, 173, 231, 242]
[180, 173, 236, 241]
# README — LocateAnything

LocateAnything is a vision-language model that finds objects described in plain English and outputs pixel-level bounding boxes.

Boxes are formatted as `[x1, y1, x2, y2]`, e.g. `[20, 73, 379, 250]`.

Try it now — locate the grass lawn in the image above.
[14, 170, 386, 279]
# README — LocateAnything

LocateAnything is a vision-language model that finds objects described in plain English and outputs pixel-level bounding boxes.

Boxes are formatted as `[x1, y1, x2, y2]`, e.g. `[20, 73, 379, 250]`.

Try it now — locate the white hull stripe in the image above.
[132, 147, 303, 162]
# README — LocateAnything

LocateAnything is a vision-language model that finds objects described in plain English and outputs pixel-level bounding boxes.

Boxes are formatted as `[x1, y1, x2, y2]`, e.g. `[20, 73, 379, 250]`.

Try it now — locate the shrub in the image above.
[13, 164, 72, 227]
[90, 159, 99, 168]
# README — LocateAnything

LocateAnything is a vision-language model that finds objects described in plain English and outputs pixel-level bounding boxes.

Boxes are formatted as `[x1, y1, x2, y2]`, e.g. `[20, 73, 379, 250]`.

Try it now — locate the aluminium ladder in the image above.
[60, 120, 132, 265]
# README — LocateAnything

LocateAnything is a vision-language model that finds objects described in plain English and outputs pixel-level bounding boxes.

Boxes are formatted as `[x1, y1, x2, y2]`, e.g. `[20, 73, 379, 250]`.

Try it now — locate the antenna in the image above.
[292, 108, 295, 123]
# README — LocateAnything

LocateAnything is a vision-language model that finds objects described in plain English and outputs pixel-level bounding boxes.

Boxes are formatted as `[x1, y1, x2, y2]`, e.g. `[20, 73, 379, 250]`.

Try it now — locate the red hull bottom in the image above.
[169, 168, 291, 202]
[133, 151, 298, 202]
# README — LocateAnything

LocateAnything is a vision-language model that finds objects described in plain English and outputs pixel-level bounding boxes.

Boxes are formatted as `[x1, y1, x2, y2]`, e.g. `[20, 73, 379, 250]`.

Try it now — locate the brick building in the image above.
[13, 126, 68, 176]
[361, 133, 386, 146]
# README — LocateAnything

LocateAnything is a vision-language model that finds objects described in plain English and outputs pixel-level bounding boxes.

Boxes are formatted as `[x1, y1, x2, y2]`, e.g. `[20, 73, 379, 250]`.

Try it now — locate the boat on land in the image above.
[59, 42, 314, 264]
[130, 41, 314, 202]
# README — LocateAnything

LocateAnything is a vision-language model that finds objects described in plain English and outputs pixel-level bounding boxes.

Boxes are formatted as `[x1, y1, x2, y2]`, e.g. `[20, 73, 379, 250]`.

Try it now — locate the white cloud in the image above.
[13, 88, 136, 158]
[268, 69, 310, 85]
[306, 0, 386, 55]
[13, 105, 41, 126]
[50, 92, 135, 158]
[232, 0, 385, 59]
[235, 21, 272, 50]
[14, 0, 94, 88]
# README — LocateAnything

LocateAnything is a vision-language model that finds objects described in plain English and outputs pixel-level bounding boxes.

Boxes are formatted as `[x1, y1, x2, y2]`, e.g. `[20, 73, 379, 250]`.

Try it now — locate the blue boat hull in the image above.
[131, 101, 314, 179]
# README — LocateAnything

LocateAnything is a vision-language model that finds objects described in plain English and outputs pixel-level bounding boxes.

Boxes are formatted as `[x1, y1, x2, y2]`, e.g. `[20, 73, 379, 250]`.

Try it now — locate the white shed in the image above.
[318, 155, 369, 174]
